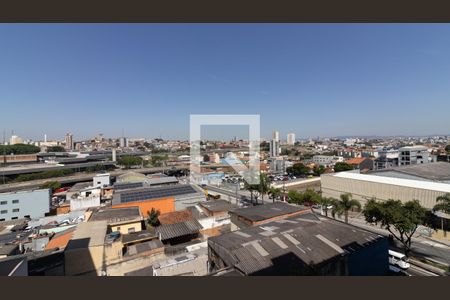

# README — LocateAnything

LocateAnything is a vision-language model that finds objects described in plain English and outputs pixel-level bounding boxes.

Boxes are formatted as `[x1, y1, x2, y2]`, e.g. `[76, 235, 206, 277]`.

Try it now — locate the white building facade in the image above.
[0, 189, 51, 221]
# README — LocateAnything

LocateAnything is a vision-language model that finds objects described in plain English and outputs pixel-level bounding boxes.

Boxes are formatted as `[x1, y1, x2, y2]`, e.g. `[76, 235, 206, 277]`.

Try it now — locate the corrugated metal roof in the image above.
[209, 212, 384, 275]
[156, 219, 203, 241]
[332, 171, 450, 192]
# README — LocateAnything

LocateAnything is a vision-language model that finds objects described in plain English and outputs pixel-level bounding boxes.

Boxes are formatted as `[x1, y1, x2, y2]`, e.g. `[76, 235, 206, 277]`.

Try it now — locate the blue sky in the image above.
[1, 24, 450, 141]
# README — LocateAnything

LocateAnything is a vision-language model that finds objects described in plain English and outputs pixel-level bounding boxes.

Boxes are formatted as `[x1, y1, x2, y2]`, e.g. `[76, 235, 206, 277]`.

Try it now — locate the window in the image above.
[12, 208, 19, 213]
[128, 227, 136, 233]
[11, 217, 18, 220]
[12, 200, 19, 204]
[24, 215, 30, 219]
[0, 201, 7, 205]
[1, 210, 7, 214]
[0, 218, 4, 222]
[116, 227, 121, 231]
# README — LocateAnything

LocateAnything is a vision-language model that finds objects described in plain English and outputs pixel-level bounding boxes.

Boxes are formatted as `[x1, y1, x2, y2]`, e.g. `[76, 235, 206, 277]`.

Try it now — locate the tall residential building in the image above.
[65, 133, 73, 150]
[287, 133, 296, 145]
[398, 145, 429, 166]
[272, 131, 279, 141]
[9, 135, 23, 145]
[269, 130, 280, 157]
[119, 137, 128, 148]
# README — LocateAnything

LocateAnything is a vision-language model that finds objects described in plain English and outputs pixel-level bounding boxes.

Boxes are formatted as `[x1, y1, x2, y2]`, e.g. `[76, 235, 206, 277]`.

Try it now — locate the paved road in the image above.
[324, 210, 450, 267]
[0, 166, 189, 193]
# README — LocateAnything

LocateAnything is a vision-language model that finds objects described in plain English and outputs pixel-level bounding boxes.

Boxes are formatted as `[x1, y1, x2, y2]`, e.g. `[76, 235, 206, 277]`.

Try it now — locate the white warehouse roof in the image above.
[332, 171, 450, 193]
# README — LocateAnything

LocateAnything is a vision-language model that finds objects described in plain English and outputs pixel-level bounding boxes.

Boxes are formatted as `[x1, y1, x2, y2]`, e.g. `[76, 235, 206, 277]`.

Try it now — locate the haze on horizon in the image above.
[1, 24, 450, 141]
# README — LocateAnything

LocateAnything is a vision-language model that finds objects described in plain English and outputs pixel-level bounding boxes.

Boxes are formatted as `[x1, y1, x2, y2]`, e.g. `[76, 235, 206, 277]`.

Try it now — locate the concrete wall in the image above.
[321, 174, 446, 209]
[65, 245, 104, 276]
[0, 189, 50, 221]
[70, 197, 100, 211]
[197, 216, 230, 230]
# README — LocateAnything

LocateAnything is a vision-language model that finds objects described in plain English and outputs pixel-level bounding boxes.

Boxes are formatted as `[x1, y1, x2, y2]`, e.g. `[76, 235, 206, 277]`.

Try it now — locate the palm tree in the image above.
[244, 173, 270, 205]
[434, 193, 450, 236]
[318, 197, 334, 217]
[258, 174, 270, 204]
[332, 193, 361, 223]
[147, 208, 160, 227]
[268, 187, 282, 203]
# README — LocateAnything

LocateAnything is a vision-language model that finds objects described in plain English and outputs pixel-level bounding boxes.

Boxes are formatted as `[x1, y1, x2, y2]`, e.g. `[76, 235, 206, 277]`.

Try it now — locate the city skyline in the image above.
[1, 24, 450, 139]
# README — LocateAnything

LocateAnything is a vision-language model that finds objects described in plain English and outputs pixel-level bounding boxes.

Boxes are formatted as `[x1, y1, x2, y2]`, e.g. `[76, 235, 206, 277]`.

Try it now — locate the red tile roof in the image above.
[44, 227, 76, 250]
[158, 209, 194, 225]
[346, 157, 369, 165]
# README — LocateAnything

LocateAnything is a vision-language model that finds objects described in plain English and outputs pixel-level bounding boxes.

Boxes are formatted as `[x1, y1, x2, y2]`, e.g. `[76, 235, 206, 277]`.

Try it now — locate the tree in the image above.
[288, 190, 303, 204]
[363, 199, 426, 256]
[318, 197, 334, 217]
[445, 145, 450, 154]
[117, 156, 143, 169]
[46, 146, 65, 152]
[0, 144, 41, 155]
[40, 181, 61, 192]
[331, 193, 361, 223]
[433, 193, 450, 236]
[268, 187, 282, 203]
[244, 173, 270, 205]
[334, 162, 354, 172]
[288, 189, 320, 206]
[147, 208, 160, 227]
[312, 165, 326, 176]
[287, 163, 311, 176]
[86, 164, 106, 173]
[301, 189, 321, 206]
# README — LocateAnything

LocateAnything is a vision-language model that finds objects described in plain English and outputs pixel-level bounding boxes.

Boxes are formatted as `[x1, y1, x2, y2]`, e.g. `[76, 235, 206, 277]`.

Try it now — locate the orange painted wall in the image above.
[112, 197, 175, 217]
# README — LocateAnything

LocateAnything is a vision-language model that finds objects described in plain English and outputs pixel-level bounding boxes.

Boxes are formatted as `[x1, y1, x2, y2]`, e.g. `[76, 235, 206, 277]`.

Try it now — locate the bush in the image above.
[14, 169, 75, 182]
[46, 146, 65, 152]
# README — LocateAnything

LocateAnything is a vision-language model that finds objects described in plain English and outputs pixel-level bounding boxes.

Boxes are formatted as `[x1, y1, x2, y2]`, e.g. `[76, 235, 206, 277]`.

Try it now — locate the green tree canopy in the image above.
[287, 163, 311, 176]
[312, 165, 326, 176]
[331, 193, 361, 223]
[117, 156, 143, 169]
[318, 196, 334, 217]
[244, 173, 270, 205]
[445, 145, 450, 153]
[40, 181, 61, 192]
[288, 189, 321, 206]
[147, 208, 160, 227]
[434, 193, 450, 215]
[334, 162, 354, 172]
[363, 198, 426, 256]
[268, 187, 282, 203]
[0, 144, 40, 155]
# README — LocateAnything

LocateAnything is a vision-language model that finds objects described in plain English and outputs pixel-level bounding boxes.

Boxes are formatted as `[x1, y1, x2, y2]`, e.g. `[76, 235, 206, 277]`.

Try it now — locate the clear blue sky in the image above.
[1, 24, 450, 141]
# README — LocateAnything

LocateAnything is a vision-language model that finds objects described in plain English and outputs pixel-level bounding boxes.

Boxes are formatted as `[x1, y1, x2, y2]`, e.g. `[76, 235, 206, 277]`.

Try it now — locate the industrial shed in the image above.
[321, 171, 450, 209]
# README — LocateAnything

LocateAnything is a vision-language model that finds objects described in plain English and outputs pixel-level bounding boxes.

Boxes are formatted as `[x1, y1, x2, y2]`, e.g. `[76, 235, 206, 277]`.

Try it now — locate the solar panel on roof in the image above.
[119, 185, 197, 203]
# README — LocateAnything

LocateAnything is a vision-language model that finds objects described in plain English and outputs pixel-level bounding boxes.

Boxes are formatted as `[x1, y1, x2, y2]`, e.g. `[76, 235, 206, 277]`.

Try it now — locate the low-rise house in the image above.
[89, 207, 144, 235]
[346, 157, 374, 173]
